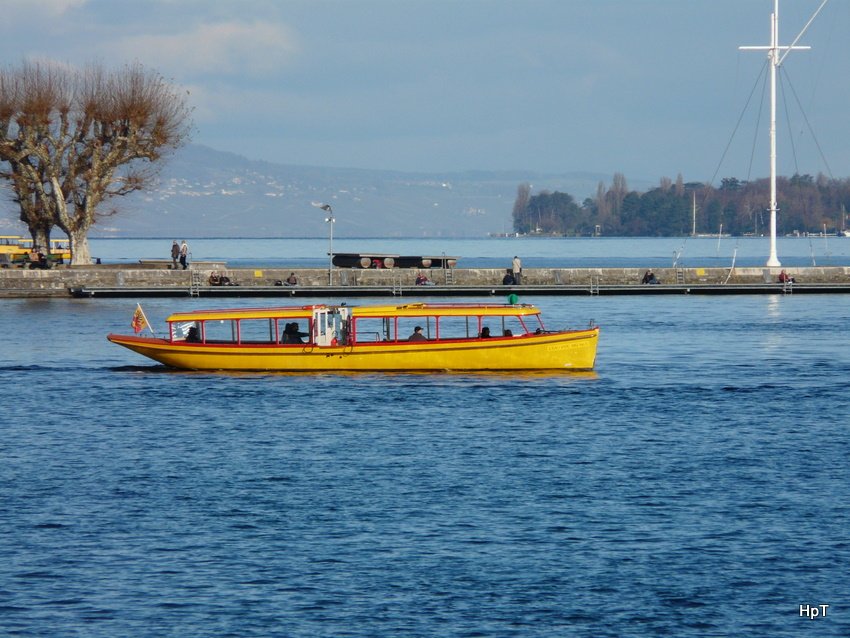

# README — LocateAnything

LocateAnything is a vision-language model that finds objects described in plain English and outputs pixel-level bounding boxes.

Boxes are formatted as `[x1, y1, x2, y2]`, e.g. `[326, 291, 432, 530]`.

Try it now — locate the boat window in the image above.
[172, 321, 201, 341]
[434, 316, 476, 340]
[352, 317, 387, 343]
[499, 316, 529, 336]
[237, 318, 277, 344]
[278, 318, 312, 344]
[202, 319, 238, 343]
[395, 317, 433, 341]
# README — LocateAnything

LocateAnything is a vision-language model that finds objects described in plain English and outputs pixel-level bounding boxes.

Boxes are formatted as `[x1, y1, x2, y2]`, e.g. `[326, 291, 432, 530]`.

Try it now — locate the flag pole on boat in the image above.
[131, 303, 155, 337]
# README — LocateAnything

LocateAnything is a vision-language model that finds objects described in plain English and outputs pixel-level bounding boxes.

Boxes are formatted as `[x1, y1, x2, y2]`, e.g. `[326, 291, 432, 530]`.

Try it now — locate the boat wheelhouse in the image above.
[107, 302, 599, 371]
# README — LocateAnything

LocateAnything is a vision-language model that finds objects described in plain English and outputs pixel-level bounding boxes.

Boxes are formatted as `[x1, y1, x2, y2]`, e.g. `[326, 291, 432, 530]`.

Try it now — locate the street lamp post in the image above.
[312, 202, 334, 284]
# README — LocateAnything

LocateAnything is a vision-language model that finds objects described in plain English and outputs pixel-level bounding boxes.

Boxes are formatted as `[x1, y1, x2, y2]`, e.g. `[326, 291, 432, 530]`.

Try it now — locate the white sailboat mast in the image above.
[739, 0, 827, 268]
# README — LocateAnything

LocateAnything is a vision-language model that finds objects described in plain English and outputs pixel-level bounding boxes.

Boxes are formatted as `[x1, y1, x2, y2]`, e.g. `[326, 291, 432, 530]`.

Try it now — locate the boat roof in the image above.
[166, 303, 541, 323]
[167, 305, 320, 322]
[350, 303, 540, 318]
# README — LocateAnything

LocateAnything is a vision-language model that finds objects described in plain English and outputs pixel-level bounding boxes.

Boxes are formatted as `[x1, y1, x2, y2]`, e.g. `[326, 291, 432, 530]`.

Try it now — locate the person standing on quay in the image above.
[179, 240, 189, 270]
[512, 255, 522, 285]
[170, 240, 180, 269]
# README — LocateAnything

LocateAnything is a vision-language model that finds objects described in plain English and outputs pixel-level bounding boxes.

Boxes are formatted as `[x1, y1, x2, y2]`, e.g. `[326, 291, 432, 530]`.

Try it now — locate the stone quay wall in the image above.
[2, 264, 850, 297]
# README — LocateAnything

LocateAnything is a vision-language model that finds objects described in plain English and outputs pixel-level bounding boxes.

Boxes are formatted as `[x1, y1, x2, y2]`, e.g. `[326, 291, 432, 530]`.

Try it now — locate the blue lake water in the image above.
[88, 235, 850, 269]
[1, 291, 849, 636]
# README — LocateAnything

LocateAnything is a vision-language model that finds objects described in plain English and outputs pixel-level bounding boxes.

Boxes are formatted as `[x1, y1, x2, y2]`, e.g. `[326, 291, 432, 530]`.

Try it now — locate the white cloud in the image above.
[113, 21, 299, 77]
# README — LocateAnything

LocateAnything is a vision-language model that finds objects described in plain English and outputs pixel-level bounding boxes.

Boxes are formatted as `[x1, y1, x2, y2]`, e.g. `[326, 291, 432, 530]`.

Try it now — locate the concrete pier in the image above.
[2, 264, 850, 298]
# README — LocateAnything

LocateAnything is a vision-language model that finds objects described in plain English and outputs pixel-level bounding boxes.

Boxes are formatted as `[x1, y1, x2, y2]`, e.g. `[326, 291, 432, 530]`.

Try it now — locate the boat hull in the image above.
[108, 328, 599, 372]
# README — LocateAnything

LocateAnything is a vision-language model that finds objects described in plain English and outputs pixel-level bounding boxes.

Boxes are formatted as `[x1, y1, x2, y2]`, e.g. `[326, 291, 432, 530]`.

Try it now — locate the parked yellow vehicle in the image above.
[0, 235, 71, 266]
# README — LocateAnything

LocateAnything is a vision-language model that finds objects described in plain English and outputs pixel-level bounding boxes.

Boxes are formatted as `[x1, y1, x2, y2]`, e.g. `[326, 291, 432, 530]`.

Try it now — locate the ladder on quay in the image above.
[190, 270, 202, 297]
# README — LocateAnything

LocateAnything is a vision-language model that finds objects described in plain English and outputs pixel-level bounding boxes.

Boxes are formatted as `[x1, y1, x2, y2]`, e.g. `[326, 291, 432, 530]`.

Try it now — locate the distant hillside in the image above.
[0, 144, 629, 238]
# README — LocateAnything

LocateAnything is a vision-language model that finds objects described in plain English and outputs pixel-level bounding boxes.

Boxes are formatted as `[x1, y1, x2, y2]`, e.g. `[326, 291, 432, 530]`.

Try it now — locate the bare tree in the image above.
[609, 172, 628, 219]
[0, 61, 191, 264]
[512, 182, 531, 233]
[595, 181, 609, 230]
[0, 63, 68, 250]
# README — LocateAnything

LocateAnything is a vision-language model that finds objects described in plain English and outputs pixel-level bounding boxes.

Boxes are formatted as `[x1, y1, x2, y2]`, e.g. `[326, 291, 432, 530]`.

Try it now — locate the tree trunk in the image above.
[30, 227, 50, 253]
[69, 228, 91, 265]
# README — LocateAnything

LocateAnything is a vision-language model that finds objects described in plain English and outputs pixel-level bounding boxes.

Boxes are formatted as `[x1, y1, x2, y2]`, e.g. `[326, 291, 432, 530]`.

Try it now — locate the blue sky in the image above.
[2, 0, 848, 185]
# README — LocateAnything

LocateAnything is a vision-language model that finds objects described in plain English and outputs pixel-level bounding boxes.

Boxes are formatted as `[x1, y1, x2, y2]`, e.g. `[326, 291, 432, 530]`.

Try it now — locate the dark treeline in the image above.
[512, 173, 850, 236]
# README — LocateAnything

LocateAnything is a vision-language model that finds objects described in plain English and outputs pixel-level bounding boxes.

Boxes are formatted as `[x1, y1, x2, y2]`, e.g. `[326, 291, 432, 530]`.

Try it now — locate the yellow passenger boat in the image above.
[107, 302, 600, 371]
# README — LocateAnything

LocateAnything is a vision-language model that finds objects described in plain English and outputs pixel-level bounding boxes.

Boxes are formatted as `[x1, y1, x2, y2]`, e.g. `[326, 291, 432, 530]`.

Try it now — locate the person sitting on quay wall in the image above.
[778, 269, 796, 284]
[641, 270, 660, 284]
[285, 272, 298, 285]
[28, 251, 50, 270]
[209, 271, 235, 286]
[415, 272, 435, 286]
[502, 269, 516, 285]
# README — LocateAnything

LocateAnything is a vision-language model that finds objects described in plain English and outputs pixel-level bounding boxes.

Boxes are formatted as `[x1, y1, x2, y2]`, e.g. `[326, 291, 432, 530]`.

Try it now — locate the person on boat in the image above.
[171, 240, 180, 269]
[186, 326, 201, 343]
[778, 269, 795, 284]
[179, 240, 189, 270]
[285, 272, 298, 286]
[282, 322, 308, 344]
[408, 326, 427, 341]
[641, 270, 660, 284]
[502, 269, 516, 285]
[479, 326, 491, 338]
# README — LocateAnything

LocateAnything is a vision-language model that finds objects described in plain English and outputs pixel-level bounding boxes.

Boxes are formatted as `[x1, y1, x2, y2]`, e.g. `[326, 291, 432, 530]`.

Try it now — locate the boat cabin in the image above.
[165, 303, 547, 347]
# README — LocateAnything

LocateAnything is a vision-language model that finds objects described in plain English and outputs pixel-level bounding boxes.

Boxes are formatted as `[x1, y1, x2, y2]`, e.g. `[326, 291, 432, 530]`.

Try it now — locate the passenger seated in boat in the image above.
[281, 322, 308, 344]
[408, 326, 427, 341]
[479, 326, 491, 338]
[503, 329, 513, 337]
[186, 326, 201, 342]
